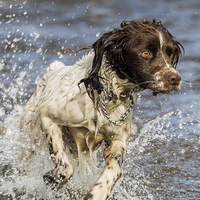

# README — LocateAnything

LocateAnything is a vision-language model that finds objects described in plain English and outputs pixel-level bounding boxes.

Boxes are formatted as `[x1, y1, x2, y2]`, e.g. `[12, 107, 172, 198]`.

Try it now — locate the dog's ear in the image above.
[79, 30, 126, 102]
[172, 40, 184, 68]
[78, 21, 139, 102]
[78, 33, 109, 103]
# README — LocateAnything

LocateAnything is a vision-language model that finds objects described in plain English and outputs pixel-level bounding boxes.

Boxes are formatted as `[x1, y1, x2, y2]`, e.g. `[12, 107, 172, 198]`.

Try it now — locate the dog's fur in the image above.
[19, 20, 183, 200]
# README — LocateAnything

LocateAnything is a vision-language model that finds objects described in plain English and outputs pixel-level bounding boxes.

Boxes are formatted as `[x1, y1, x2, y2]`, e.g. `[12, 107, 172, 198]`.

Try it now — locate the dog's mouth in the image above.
[151, 83, 181, 96]
[147, 72, 182, 95]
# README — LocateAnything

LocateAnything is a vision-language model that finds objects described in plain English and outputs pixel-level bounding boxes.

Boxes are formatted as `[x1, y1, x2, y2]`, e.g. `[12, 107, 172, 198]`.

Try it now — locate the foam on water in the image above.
[0, 96, 199, 199]
[0, 106, 98, 199]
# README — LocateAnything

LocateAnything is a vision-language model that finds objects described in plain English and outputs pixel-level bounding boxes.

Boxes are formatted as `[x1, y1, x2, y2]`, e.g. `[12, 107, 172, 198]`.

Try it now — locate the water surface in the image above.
[0, 0, 199, 199]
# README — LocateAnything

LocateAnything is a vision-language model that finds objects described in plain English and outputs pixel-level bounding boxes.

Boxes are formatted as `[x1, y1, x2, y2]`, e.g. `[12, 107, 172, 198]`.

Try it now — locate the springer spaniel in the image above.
[19, 20, 183, 200]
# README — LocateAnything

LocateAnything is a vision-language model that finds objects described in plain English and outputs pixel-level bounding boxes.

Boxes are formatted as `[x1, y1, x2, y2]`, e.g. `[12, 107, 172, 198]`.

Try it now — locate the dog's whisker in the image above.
[181, 81, 191, 84]
[181, 80, 196, 89]
[180, 84, 187, 89]
[181, 81, 192, 86]
[181, 76, 195, 82]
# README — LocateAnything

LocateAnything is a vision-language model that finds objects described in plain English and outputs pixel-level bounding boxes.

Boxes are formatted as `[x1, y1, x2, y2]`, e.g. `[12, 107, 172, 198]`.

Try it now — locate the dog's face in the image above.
[118, 23, 183, 94]
[79, 20, 184, 101]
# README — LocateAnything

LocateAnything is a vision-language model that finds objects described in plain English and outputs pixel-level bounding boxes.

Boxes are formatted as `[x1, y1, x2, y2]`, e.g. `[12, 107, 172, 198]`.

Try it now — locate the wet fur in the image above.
[19, 20, 183, 200]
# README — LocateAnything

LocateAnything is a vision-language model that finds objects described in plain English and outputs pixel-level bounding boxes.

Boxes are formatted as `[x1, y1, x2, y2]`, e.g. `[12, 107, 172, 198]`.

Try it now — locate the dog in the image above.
[19, 20, 183, 200]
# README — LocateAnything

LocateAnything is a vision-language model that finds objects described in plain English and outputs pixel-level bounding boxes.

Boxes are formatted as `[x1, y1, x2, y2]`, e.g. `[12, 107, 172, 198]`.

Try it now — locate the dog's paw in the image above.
[84, 193, 93, 200]
[43, 169, 71, 190]
[43, 170, 60, 190]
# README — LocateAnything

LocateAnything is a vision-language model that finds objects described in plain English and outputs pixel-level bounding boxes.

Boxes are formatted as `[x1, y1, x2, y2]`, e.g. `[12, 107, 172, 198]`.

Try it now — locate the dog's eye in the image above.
[142, 50, 150, 57]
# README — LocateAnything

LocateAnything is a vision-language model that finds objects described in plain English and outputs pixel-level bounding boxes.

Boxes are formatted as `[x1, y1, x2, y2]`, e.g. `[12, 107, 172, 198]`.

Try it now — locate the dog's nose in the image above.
[167, 74, 181, 85]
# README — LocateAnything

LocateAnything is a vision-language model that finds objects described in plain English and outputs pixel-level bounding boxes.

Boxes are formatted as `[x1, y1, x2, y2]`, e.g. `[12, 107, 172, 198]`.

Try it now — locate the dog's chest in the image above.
[48, 88, 133, 136]
[87, 92, 134, 133]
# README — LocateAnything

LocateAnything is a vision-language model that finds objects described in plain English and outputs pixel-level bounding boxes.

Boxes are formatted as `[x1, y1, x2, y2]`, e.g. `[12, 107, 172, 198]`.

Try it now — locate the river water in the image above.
[0, 0, 199, 199]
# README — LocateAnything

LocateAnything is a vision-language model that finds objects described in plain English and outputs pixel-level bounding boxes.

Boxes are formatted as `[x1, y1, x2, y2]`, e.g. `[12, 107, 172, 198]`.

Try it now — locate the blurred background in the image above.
[0, 0, 199, 199]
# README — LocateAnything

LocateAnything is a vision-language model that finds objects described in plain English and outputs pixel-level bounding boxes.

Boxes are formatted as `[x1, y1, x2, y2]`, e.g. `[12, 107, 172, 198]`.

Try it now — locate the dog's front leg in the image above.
[41, 115, 74, 187]
[84, 139, 127, 200]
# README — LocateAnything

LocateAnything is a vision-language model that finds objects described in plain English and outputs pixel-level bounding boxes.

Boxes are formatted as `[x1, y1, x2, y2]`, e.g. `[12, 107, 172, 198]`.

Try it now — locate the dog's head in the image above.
[79, 20, 184, 101]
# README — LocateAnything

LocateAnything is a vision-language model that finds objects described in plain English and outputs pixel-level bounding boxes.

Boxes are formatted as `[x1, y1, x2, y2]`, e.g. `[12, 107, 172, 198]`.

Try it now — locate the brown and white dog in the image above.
[19, 20, 183, 199]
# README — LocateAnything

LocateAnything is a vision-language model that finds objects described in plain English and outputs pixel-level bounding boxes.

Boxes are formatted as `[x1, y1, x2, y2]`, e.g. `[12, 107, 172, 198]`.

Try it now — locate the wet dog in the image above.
[19, 20, 183, 199]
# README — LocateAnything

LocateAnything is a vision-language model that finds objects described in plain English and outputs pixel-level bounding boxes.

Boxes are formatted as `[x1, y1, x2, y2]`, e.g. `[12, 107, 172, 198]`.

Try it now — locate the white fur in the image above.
[19, 51, 137, 200]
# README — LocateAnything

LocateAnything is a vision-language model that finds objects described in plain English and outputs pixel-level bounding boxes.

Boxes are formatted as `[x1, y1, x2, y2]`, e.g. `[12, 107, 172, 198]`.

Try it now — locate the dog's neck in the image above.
[98, 55, 142, 99]
[77, 51, 139, 124]
[78, 51, 143, 99]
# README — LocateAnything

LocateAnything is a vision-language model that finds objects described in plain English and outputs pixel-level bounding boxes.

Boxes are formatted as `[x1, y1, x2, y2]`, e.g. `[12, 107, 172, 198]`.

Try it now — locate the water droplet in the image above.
[96, 32, 100, 37]
[29, 62, 34, 69]
[36, 47, 42, 54]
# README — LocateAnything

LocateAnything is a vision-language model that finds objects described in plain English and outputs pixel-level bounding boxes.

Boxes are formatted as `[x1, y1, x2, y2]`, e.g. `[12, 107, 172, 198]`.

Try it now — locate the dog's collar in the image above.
[98, 89, 135, 126]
